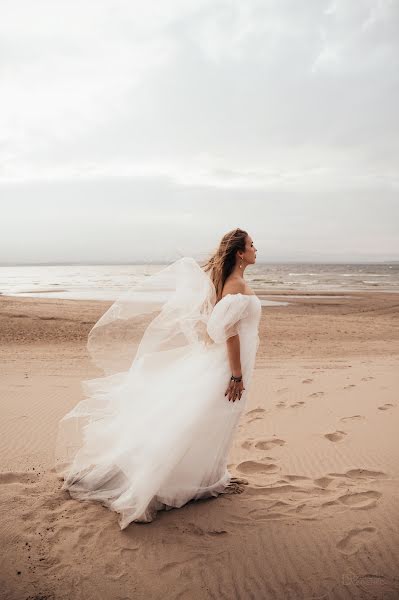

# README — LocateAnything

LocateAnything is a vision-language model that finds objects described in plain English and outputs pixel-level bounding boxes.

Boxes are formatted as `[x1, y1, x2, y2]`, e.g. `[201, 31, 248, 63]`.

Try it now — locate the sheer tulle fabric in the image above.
[54, 257, 261, 529]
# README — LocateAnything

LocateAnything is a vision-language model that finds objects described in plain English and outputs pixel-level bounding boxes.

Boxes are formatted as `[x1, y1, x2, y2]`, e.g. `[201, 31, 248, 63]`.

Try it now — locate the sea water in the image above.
[0, 262, 398, 302]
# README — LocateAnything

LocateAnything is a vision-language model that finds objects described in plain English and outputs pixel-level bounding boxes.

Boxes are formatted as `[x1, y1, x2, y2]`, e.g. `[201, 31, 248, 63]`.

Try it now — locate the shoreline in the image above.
[1, 290, 398, 360]
[2, 287, 399, 301]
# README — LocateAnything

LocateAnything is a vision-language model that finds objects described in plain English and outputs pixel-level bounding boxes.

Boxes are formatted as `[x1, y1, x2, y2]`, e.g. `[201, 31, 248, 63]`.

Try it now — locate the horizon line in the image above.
[1, 260, 398, 267]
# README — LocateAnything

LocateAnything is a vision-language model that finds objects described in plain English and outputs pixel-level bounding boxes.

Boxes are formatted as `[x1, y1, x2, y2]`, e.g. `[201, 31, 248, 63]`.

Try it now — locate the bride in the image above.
[54, 228, 261, 529]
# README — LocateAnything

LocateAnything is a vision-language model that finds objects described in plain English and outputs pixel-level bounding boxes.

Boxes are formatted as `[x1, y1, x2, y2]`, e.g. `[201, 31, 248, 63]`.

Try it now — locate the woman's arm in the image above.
[226, 334, 242, 377]
[221, 279, 247, 402]
[224, 334, 245, 402]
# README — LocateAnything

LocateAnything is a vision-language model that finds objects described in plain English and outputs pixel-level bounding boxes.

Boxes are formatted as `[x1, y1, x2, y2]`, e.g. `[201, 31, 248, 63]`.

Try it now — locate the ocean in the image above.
[1, 262, 398, 303]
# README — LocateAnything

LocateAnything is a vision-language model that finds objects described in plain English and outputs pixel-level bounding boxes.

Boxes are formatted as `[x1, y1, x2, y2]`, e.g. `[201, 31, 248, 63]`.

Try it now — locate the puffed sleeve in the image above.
[206, 293, 251, 344]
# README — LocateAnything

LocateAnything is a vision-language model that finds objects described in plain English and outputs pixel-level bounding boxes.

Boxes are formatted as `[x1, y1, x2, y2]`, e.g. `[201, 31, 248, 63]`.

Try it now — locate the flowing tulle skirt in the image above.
[55, 340, 248, 529]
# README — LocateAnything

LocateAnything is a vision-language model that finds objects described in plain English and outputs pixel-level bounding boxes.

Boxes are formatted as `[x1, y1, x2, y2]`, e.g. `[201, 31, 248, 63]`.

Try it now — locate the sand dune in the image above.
[1, 292, 398, 599]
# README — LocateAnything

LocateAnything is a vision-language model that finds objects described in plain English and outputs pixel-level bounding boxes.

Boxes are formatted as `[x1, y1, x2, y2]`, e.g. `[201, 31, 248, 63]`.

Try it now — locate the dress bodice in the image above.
[206, 293, 262, 382]
[207, 293, 261, 343]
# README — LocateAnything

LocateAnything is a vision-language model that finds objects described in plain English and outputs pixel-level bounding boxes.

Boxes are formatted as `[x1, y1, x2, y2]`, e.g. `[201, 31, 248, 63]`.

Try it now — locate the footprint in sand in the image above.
[237, 460, 279, 475]
[289, 402, 305, 408]
[246, 493, 321, 522]
[241, 440, 253, 450]
[338, 490, 382, 510]
[340, 415, 365, 423]
[345, 468, 387, 480]
[0, 471, 33, 484]
[343, 384, 356, 390]
[241, 437, 273, 451]
[337, 527, 376, 555]
[255, 438, 286, 451]
[314, 476, 335, 488]
[284, 474, 311, 482]
[302, 378, 313, 384]
[309, 391, 324, 398]
[378, 403, 395, 411]
[324, 430, 347, 442]
[360, 376, 375, 381]
[240, 439, 277, 458]
[246, 408, 266, 424]
[246, 408, 265, 416]
[276, 401, 287, 409]
[247, 508, 287, 521]
[276, 387, 289, 395]
[328, 468, 387, 482]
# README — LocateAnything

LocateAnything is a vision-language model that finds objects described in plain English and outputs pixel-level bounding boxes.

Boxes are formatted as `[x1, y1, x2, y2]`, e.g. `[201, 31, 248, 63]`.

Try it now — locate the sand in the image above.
[0, 291, 398, 599]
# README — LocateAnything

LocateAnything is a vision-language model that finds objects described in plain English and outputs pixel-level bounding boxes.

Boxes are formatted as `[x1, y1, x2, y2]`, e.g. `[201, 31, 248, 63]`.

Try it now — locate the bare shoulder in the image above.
[221, 277, 247, 298]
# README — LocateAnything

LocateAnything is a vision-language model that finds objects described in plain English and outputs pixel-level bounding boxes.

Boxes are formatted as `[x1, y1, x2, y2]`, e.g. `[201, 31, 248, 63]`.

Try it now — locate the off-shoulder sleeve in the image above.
[206, 293, 251, 344]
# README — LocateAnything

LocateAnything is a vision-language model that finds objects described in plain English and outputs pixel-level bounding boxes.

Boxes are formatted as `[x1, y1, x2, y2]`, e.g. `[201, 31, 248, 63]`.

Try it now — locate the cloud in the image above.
[0, 0, 398, 261]
[1, 0, 398, 184]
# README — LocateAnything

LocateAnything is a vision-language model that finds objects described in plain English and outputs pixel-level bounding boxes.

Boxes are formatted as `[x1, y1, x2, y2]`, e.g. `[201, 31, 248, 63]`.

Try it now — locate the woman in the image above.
[54, 228, 261, 529]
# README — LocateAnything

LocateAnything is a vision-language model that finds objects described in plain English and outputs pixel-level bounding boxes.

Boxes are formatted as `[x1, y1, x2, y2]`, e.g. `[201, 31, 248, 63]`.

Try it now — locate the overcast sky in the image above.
[1, 0, 398, 264]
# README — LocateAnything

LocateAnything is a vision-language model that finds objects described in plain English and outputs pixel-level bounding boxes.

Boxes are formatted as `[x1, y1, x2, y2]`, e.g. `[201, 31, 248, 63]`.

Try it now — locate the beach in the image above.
[0, 290, 398, 599]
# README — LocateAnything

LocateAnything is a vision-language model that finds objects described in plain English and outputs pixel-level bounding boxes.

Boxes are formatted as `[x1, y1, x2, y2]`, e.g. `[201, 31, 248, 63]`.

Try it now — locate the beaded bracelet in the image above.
[231, 374, 242, 382]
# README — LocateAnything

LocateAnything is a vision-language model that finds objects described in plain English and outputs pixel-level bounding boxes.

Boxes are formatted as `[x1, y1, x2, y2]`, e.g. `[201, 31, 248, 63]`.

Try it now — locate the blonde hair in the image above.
[202, 228, 248, 302]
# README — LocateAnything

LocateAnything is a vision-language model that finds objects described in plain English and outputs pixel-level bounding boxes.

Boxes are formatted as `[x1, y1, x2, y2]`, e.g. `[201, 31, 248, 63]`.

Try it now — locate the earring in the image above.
[239, 259, 243, 269]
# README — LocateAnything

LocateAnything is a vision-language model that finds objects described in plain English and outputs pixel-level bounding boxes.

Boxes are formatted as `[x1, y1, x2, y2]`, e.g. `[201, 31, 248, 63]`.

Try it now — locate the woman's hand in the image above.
[225, 378, 245, 402]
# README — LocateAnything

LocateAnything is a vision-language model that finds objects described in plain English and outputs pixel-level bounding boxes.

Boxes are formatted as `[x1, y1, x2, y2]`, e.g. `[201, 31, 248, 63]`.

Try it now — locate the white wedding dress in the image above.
[54, 257, 261, 529]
